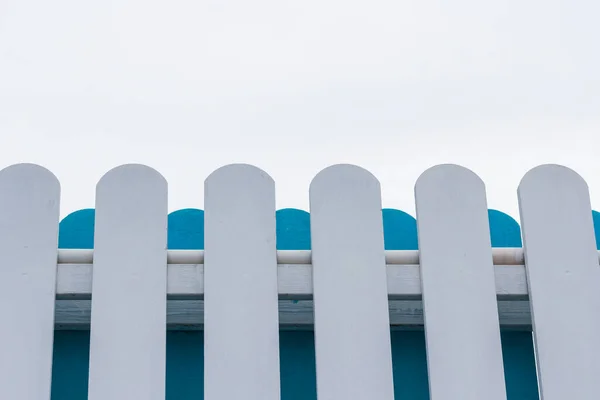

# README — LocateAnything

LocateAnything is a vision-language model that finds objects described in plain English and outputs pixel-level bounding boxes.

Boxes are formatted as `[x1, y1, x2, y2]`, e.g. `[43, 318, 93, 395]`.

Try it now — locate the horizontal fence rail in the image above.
[3, 161, 600, 400]
[56, 261, 530, 299]
[52, 248, 599, 332]
[57, 247, 538, 265]
[54, 255, 533, 330]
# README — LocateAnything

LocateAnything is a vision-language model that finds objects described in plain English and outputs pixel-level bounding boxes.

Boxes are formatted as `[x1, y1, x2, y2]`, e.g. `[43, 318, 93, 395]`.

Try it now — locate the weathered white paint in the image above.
[518, 164, 600, 399]
[87, 165, 168, 400]
[55, 247, 531, 265]
[415, 165, 507, 400]
[54, 263, 530, 300]
[53, 298, 534, 330]
[203, 164, 281, 400]
[53, 262, 532, 329]
[0, 164, 60, 400]
[310, 165, 395, 400]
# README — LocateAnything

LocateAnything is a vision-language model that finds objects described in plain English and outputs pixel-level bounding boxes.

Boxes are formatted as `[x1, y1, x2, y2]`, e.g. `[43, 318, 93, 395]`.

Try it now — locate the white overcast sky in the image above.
[1, 0, 598, 219]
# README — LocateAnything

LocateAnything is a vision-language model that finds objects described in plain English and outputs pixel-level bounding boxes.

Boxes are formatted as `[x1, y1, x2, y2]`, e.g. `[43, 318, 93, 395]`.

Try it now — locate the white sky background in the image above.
[0, 0, 598, 219]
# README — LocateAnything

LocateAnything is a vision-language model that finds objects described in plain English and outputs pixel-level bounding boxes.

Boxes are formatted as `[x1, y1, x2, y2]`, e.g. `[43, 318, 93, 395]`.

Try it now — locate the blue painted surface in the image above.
[55, 207, 600, 399]
[593, 210, 600, 249]
[381, 210, 430, 398]
[54, 209, 94, 399]
[276, 208, 311, 250]
[389, 331, 429, 399]
[58, 209, 95, 249]
[167, 208, 204, 250]
[51, 332, 90, 399]
[488, 209, 522, 247]
[501, 332, 539, 400]
[487, 210, 538, 399]
[273, 208, 317, 399]
[382, 208, 418, 250]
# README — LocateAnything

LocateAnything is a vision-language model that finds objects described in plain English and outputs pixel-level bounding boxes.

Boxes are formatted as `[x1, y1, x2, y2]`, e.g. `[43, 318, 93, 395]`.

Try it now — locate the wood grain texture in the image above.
[518, 164, 600, 399]
[87, 164, 168, 400]
[0, 164, 60, 400]
[203, 164, 280, 400]
[415, 164, 506, 400]
[310, 164, 395, 400]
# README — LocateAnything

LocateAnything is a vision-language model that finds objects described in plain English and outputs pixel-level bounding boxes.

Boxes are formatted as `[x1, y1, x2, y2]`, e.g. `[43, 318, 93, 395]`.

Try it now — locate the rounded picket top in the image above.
[309, 164, 384, 249]
[0, 163, 61, 235]
[203, 165, 280, 399]
[518, 164, 588, 197]
[517, 163, 596, 259]
[96, 163, 167, 194]
[0, 162, 60, 194]
[93, 164, 168, 255]
[0, 164, 61, 400]
[88, 164, 168, 398]
[310, 164, 381, 196]
[415, 163, 485, 198]
[516, 172, 600, 397]
[205, 163, 274, 190]
[308, 165, 394, 399]
[488, 209, 522, 248]
[414, 166, 507, 400]
[276, 208, 311, 250]
[382, 208, 418, 250]
[308, 163, 385, 253]
[203, 162, 276, 252]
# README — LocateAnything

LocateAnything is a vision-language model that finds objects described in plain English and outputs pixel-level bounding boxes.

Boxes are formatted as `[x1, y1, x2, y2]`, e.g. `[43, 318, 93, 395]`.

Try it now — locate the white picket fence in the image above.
[0, 162, 599, 400]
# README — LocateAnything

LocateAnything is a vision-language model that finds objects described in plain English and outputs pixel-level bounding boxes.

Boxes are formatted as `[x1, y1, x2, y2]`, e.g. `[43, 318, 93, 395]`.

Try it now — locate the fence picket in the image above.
[0, 164, 60, 400]
[414, 164, 507, 400]
[87, 164, 168, 400]
[3, 160, 600, 400]
[203, 164, 280, 400]
[309, 164, 395, 400]
[518, 164, 600, 399]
